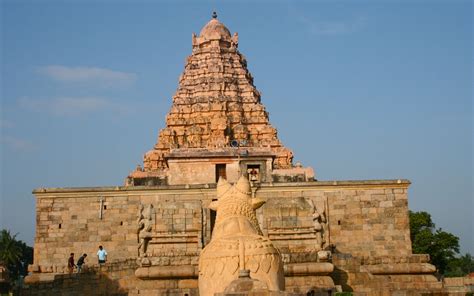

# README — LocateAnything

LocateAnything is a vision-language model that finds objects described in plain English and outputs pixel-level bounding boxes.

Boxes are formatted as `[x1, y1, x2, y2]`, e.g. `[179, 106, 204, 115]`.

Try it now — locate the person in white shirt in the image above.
[97, 245, 107, 264]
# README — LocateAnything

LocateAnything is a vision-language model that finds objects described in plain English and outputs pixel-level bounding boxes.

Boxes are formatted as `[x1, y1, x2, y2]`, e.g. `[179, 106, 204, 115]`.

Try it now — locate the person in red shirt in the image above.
[68, 253, 76, 273]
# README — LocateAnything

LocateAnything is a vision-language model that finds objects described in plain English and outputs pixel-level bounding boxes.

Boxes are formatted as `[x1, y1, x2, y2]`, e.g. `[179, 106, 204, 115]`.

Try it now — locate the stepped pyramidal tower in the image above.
[126, 12, 314, 186]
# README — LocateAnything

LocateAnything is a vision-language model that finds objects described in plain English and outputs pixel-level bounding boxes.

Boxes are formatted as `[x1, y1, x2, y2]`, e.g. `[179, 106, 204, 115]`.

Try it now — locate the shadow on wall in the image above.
[331, 266, 353, 293]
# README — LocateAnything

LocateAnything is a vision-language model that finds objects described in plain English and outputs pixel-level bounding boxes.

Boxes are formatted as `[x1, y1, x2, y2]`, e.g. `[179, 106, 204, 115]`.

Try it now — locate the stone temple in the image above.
[24, 13, 454, 295]
[125, 12, 310, 187]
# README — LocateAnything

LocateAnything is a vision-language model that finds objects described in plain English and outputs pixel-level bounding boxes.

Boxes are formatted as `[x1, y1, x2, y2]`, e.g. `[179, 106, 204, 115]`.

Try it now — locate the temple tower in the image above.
[126, 12, 314, 186]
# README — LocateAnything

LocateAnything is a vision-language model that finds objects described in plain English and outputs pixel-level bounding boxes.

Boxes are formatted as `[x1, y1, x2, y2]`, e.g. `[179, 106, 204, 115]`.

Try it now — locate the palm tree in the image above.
[0, 230, 21, 267]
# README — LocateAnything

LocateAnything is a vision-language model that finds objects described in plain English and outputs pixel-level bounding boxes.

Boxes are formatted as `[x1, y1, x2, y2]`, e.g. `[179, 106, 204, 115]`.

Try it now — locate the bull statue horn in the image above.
[234, 175, 251, 196]
[217, 177, 232, 198]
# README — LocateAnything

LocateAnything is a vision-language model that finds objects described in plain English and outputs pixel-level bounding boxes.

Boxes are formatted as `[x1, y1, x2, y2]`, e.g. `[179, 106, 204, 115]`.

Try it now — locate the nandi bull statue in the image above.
[198, 175, 285, 296]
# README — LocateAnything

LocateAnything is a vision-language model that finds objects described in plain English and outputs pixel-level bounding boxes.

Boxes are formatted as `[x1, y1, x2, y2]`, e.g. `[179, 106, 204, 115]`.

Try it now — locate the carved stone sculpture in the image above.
[186, 125, 203, 148]
[231, 32, 239, 48]
[137, 204, 153, 257]
[199, 176, 285, 296]
[307, 199, 327, 250]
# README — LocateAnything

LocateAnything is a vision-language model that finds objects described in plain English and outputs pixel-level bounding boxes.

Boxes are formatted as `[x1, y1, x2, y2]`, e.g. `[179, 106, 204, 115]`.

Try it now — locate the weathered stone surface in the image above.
[284, 263, 333, 276]
[199, 176, 285, 296]
[125, 14, 312, 187]
[135, 265, 197, 279]
[362, 263, 436, 275]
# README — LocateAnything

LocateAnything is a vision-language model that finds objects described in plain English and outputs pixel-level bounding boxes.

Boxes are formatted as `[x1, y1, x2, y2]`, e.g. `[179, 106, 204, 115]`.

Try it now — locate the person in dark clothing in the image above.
[68, 253, 76, 273]
[76, 253, 87, 273]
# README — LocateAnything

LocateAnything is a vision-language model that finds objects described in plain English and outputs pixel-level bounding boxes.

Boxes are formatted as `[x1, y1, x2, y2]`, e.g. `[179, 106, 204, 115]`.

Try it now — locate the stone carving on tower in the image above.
[308, 199, 328, 250]
[126, 12, 314, 186]
[198, 176, 285, 296]
[137, 204, 153, 258]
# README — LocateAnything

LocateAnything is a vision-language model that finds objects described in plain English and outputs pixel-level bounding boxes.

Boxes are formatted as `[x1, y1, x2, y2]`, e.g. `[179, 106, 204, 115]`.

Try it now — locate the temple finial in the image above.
[212, 11, 217, 19]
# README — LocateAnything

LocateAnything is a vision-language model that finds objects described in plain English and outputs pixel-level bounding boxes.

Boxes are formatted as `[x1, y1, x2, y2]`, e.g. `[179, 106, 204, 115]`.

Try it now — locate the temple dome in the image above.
[199, 17, 231, 40]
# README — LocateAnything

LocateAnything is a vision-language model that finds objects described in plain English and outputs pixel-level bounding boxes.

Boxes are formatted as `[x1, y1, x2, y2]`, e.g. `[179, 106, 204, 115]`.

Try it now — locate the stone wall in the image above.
[32, 186, 214, 271]
[23, 260, 137, 296]
[32, 180, 413, 270]
[327, 184, 412, 257]
[167, 157, 242, 185]
[331, 253, 444, 294]
[256, 180, 412, 258]
[443, 276, 474, 293]
[23, 260, 200, 296]
[30, 179, 415, 294]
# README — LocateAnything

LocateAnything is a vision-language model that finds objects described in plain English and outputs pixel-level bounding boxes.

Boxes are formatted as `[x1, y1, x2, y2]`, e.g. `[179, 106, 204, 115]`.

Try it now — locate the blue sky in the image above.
[1, 1, 472, 254]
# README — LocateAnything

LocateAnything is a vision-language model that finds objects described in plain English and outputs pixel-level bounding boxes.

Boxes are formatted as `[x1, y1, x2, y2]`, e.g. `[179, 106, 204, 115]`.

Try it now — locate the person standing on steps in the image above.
[68, 253, 76, 273]
[97, 245, 107, 265]
[76, 253, 87, 273]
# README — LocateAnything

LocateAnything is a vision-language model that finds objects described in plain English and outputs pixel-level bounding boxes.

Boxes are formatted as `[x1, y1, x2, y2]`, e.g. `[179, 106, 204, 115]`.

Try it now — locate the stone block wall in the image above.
[442, 276, 474, 293]
[167, 159, 218, 185]
[331, 253, 444, 294]
[166, 156, 268, 185]
[32, 180, 413, 270]
[23, 260, 138, 296]
[255, 180, 412, 258]
[32, 186, 214, 272]
[34, 191, 138, 271]
[326, 186, 412, 257]
[30, 179, 416, 294]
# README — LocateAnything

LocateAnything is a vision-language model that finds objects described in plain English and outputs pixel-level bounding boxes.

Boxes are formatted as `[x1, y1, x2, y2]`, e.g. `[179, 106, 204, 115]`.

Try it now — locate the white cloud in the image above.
[1, 136, 35, 151]
[37, 65, 137, 86]
[18, 96, 118, 116]
[298, 15, 367, 36]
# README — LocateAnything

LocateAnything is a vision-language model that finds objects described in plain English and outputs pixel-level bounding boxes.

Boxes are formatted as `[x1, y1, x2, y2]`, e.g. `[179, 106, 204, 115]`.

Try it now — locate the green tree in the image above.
[409, 211, 460, 275]
[0, 230, 21, 267]
[0, 230, 33, 281]
[445, 253, 474, 277]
